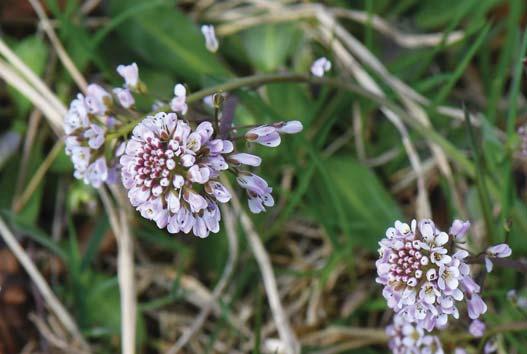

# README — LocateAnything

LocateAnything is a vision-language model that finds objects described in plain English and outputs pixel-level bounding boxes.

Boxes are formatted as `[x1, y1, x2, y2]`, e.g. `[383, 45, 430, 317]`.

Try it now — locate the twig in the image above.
[0, 216, 90, 351]
[101, 186, 137, 354]
[330, 8, 464, 48]
[467, 255, 527, 272]
[212, 4, 464, 48]
[221, 176, 300, 354]
[80, 0, 102, 14]
[117, 203, 136, 354]
[0, 58, 62, 133]
[352, 103, 366, 162]
[28, 0, 88, 92]
[167, 204, 239, 354]
[0, 37, 66, 116]
[313, 338, 385, 354]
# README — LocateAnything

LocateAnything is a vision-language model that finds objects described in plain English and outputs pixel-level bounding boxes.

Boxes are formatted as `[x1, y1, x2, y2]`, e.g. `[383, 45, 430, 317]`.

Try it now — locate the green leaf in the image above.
[242, 23, 301, 72]
[265, 83, 311, 121]
[7, 36, 48, 119]
[81, 272, 146, 349]
[107, 0, 229, 83]
[319, 157, 402, 250]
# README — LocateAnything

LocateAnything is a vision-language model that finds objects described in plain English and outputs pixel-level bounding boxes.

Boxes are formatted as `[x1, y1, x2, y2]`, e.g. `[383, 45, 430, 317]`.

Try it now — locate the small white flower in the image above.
[113, 88, 135, 108]
[117, 63, 139, 88]
[201, 25, 219, 53]
[171, 83, 188, 114]
[311, 57, 331, 77]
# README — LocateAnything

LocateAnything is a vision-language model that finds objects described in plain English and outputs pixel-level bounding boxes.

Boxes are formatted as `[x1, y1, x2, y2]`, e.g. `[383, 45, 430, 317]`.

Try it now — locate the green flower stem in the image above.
[442, 321, 527, 343]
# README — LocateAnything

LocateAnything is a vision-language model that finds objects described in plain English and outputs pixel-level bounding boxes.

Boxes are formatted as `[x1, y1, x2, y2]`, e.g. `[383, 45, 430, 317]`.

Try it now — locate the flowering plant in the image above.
[64, 63, 303, 237]
[377, 219, 513, 353]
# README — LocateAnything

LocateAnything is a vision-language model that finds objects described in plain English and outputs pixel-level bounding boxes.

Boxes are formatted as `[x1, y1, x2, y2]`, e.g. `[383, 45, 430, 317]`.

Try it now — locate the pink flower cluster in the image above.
[378, 219, 514, 353]
[64, 84, 117, 187]
[120, 112, 302, 237]
[64, 63, 303, 236]
[64, 63, 141, 187]
[376, 219, 486, 332]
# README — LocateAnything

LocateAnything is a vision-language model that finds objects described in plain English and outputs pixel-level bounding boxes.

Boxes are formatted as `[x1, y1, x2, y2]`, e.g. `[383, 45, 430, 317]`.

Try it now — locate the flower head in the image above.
[376, 219, 485, 332]
[120, 112, 302, 237]
[311, 57, 331, 77]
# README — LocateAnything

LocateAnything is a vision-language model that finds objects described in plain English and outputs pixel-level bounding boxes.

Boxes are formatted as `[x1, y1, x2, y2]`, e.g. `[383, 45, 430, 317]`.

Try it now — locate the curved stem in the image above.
[467, 255, 527, 272]
[444, 321, 527, 342]
[106, 72, 475, 178]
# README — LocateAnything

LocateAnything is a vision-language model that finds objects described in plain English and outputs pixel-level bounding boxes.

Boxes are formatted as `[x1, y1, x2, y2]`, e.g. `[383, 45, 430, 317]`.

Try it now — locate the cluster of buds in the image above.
[64, 62, 303, 237]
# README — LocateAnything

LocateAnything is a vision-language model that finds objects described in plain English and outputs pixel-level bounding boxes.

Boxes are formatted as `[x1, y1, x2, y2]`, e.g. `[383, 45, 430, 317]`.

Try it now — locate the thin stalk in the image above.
[13, 139, 65, 212]
[105, 72, 476, 179]
[464, 108, 495, 242]
[501, 26, 527, 236]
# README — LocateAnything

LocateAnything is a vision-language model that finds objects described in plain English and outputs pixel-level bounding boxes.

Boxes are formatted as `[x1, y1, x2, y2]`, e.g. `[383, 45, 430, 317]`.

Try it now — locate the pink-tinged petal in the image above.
[207, 181, 231, 203]
[257, 132, 281, 147]
[229, 153, 262, 166]
[245, 126, 277, 141]
[166, 191, 181, 213]
[450, 219, 470, 239]
[167, 215, 180, 234]
[248, 197, 265, 214]
[469, 320, 485, 337]
[188, 165, 210, 184]
[276, 120, 303, 134]
[468, 294, 487, 319]
[174, 83, 186, 97]
[180, 154, 196, 167]
[221, 140, 234, 153]
[485, 256, 493, 273]
[486, 243, 512, 258]
[261, 193, 274, 207]
[174, 121, 191, 141]
[207, 139, 223, 154]
[435, 232, 449, 246]
[196, 121, 214, 143]
[155, 209, 169, 228]
[113, 87, 135, 108]
[201, 25, 219, 53]
[193, 217, 209, 238]
[310, 57, 331, 77]
[117, 63, 139, 88]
